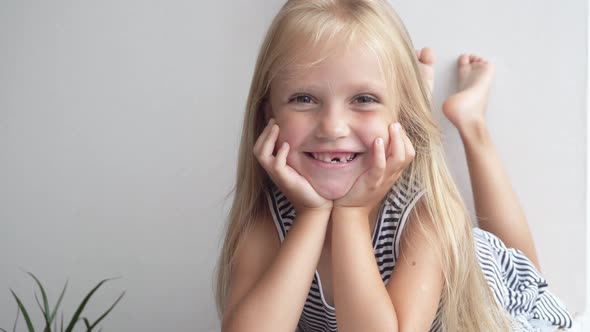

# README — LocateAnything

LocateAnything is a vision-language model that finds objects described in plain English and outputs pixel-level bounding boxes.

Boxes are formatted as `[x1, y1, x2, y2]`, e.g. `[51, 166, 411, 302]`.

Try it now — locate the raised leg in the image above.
[440, 54, 541, 271]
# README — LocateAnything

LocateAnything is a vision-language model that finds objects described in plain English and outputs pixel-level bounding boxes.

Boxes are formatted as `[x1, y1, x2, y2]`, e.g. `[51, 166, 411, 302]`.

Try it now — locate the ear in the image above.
[263, 97, 272, 123]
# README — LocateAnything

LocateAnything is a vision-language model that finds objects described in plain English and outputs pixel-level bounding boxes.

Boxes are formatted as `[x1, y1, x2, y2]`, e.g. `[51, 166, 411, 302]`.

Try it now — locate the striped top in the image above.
[265, 175, 573, 332]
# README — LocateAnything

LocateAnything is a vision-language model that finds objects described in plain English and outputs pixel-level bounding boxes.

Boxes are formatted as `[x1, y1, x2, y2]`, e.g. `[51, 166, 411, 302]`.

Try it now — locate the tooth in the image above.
[310, 153, 358, 163]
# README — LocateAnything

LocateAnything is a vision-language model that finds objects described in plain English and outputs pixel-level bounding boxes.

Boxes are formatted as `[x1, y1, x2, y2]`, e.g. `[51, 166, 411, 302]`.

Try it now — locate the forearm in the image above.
[223, 209, 330, 332]
[331, 208, 397, 332]
[458, 120, 540, 269]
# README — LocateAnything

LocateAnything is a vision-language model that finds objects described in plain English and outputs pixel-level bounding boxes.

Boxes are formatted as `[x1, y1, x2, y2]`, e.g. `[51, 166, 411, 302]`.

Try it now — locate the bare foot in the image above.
[442, 54, 495, 131]
[416, 47, 435, 96]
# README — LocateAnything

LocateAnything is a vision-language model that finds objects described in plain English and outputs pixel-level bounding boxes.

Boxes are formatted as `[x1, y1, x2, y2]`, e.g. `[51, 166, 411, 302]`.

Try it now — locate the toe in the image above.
[419, 47, 436, 65]
[458, 54, 470, 66]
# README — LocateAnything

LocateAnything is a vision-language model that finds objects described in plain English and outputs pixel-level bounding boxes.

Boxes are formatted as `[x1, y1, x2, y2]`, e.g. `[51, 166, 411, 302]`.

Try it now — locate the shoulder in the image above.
[397, 194, 440, 260]
[400, 194, 468, 252]
[236, 210, 281, 265]
[223, 210, 280, 319]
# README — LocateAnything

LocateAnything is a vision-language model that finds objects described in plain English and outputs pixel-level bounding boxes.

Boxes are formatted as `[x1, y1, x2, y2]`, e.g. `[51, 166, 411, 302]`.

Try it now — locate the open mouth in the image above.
[305, 152, 360, 164]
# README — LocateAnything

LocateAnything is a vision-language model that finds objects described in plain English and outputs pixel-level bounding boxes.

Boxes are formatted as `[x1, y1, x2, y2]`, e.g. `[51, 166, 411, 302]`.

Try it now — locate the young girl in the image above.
[215, 1, 574, 331]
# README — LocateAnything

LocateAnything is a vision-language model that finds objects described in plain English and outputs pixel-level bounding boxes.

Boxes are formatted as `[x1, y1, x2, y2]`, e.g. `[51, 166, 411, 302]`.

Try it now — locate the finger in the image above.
[387, 123, 395, 156]
[259, 123, 279, 163]
[273, 142, 297, 191]
[367, 137, 386, 184]
[275, 142, 289, 170]
[387, 123, 406, 172]
[401, 128, 416, 162]
[253, 118, 276, 155]
[389, 123, 406, 161]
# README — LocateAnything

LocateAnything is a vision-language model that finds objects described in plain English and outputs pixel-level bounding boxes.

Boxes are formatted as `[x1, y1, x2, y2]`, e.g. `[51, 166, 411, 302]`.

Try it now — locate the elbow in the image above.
[342, 317, 397, 332]
[385, 320, 399, 332]
[221, 316, 241, 332]
[378, 310, 399, 332]
[220, 318, 231, 332]
[221, 312, 237, 332]
[221, 314, 258, 332]
[221, 321, 238, 332]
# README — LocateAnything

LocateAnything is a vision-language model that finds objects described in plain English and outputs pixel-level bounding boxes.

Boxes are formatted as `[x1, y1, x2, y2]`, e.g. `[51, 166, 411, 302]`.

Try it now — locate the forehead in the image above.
[273, 40, 388, 90]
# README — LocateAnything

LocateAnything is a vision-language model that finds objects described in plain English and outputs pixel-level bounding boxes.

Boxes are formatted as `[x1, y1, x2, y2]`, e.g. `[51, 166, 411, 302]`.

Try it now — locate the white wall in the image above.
[392, 0, 587, 318]
[0, 1, 585, 331]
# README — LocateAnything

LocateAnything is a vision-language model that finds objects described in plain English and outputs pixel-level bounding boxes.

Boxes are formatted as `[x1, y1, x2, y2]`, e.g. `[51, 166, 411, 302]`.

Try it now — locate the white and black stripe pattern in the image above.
[266, 174, 435, 332]
[266, 175, 572, 331]
[473, 228, 573, 330]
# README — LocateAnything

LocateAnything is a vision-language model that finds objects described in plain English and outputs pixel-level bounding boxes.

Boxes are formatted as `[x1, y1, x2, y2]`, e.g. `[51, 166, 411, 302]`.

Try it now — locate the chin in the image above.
[309, 179, 355, 201]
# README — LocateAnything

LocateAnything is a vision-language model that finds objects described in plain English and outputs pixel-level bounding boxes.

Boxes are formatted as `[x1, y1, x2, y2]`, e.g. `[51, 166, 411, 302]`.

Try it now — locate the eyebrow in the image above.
[281, 81, 387, 94]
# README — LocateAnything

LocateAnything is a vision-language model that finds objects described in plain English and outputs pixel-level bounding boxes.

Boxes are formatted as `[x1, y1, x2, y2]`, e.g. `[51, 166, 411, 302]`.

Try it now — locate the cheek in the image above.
[357, 122, 391, 149]
[274, 121, 309, 165]
[274, 115, 308, 146]
[276, 125, 302, 147]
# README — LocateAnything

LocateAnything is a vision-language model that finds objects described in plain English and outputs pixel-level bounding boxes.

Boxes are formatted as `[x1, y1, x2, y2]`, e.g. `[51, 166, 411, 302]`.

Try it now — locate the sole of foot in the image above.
[442, 54, 495, 131]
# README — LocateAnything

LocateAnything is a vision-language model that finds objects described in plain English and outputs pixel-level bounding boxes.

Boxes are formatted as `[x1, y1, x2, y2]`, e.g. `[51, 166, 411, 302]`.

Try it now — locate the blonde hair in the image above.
[215, 0, 512, 330]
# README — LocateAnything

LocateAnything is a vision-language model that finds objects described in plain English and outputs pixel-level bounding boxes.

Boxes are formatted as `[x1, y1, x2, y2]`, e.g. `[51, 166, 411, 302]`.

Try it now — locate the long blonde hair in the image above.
[215, 0, 512, 330]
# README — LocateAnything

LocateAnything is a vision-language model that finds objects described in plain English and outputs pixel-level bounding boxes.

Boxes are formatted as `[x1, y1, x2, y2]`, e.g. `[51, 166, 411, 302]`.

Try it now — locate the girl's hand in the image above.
[333, 123, 415, 217]
[253, 119, 333, 214]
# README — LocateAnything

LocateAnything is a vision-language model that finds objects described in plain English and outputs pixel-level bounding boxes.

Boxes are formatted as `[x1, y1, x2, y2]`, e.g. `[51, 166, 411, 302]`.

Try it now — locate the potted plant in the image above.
[1, 271, 125, 332]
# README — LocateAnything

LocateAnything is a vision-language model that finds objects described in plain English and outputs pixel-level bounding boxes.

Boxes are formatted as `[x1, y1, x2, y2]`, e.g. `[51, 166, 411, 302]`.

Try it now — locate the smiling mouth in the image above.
[305, 152, 360, 164]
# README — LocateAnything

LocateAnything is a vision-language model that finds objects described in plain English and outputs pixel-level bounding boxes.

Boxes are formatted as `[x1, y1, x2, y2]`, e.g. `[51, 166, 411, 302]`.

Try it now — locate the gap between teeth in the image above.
[311, 153, 357, 163]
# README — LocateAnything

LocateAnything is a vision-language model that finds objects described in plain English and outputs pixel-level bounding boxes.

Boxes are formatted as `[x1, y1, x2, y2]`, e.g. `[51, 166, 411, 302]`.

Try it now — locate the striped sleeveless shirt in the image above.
[265, 175, 573, 332]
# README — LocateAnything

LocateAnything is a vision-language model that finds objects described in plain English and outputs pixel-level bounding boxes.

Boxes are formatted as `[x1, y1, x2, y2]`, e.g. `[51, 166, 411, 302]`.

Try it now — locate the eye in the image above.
[288, 94, 315, 104]
[355, 95, 377, 104]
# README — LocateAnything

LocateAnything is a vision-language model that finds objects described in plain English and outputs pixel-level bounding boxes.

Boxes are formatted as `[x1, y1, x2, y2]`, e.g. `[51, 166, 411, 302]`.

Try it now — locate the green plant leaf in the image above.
[10, 290, 35, 332]
[86, 291, 126, 330]
[82, 318, 91, 331]
[26, 272, 51, 331]
[12, 305, 21, 332]
[49, 280, 68, 327]
[64, 277, 117, 332]
[34, 292, 52, 332]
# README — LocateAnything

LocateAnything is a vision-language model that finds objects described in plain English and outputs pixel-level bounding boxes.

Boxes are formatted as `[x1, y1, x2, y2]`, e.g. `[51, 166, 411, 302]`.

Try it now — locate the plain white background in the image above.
[0, 1, 586, 331]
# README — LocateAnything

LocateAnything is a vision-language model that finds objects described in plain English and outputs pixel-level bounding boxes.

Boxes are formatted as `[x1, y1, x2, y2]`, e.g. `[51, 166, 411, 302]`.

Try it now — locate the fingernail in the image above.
[377, 137, 383, 145]
[393, 123, 400, 132]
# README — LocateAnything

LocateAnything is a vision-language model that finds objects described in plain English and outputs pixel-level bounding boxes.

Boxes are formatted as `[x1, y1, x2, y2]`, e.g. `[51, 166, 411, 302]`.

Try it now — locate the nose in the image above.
[315, 104, 350, 140]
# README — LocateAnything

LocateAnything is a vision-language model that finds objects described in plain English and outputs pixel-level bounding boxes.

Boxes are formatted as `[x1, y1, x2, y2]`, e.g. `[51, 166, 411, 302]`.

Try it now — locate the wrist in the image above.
[331, 207, 372, 235]
[296, 206, 333, 218]
[331, 206, 370, 219]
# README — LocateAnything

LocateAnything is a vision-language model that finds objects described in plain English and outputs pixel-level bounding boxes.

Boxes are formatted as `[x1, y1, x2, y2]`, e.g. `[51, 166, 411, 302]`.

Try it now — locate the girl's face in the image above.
[267, 42, 397, 200]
